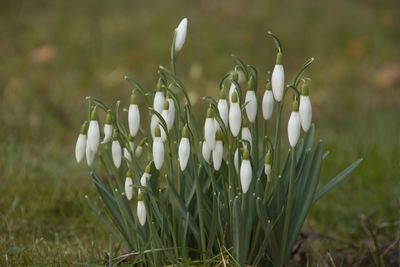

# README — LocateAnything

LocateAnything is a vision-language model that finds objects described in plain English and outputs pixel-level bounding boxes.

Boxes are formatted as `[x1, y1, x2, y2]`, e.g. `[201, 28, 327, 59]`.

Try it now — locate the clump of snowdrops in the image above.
[75, 18, 362, 266]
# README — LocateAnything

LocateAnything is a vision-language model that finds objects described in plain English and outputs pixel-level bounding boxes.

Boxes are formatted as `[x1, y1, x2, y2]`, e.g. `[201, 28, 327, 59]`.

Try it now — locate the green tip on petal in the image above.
[247, 75, 255, 91]
[243, 147, 250, 160]
[266, 81, 272, 91]
[90, 106, 97, 120]
[128, 135, 134, 142]
[265, 150, 272, 164]
[105, 112, 112, 124]
[182, 125, 189, 138]
[231, 92, 238, 103]
[216, 129, 223, 141]
[80, 121, 89, 134]
[301, 83, 309, 96]
[163, 100, 169, 110]
[130, 92, 137, 104]
[219, 87, 226, 99]
[276, 52, 283, 65]
[206, 107, 214, 118]
[292, 99, 299, 112]
[126, 170, 133, 178]
[145, 162, 152, 173]
[155, 126, 161, 137]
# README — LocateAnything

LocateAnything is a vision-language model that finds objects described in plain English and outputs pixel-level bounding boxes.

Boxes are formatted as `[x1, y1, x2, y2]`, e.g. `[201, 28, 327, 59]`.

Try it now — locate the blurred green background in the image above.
[0, 0, 399, 265]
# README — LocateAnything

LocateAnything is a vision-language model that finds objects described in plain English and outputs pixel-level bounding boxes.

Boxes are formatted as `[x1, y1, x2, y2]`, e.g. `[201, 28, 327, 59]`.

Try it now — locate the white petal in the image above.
[123, 148, 132, 162]
[299, 95, 312, 132]
[229, 103, 242, 137]
[178, 137, 190, 171]
[288, 112, 301, 147]
[112, 140, 122, 168]
[87, 120, 100, 153]
[241, 127, 252, 150]
[85, 144, 96, 166]
[240, 160, 252, 193]
[174, 18, 188, 52]
[204, 118, 216, 150]
[153, 138, 164, 170]
[135, 145, 143, 158]
[125, 177, 133, 200]
[153, 92, 165, 114]
[202, 141, 211, 163]
[245, 91, 257, 122]
[137, 200, 147, 226]
[75, 134, 86, 163]
[228, 83, 236, 106]
[234, 148, 239, 173]
[167, 98, 175, 130]
[262, 90, 274, 120]
[140, 173, 150, 187]
[217, 99, 229, 127]
[150, 114, 159, 138]
[212, 141, 224, 171]
[101, 124, 112, 144]
[128, 104, 140, 137]
[271, 65, 285, 102]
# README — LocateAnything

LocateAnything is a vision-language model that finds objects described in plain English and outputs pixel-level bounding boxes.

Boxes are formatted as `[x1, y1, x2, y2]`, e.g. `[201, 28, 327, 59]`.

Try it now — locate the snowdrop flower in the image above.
[75, 121, 88, 163]
[229, 92, 242, 137]
[125, 170, 133, 200]
[128, 92, 140, 137]
[135, 138, 146, 158]
[299, 83, 312, 132]
[152, 126, 164, 170]
[86, 144, 95, 166]
[271, 52, 285, 102]
[204, 107, 216, 150]
[112, 130, 122, 168]
[212, 130, 224, 171]
[167, 96, 175, 130]
[288, 99, 301, 147]
[228, 71, 239, 106]
[202, 140, 211, 163]
[178, 125, 190, 171]
[241, 118, 252, 150]
[101, 112, 112, 144]
[160, 101, 170, 141]
[137, 194, 146, 226]
[150, 114, 159, 138]
[264, 150, 272, 182]
[153, 79, 165, 114]
[262, 81, 274, 120]
[217, 87, 229, 128]
[123, 147, 132, 162]
[140, 163, 152, 187]
[87, 107, 100, 153]
[234, 148, 239, 173]
[174, 18, 188, 52]
[244, 76, 257, 123]
[240, 148, 252, 194]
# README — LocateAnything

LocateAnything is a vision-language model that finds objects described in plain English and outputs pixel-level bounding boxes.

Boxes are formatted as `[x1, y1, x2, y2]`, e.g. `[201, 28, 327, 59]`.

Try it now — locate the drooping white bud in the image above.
[245, 77, 257, 122]
[271, 52, 284, 102]
[123, 147, 132, 162]
[174, 18, 188, 52]
[299, 83, 312, 132]
[234, 148, 239, 173]
[137, 199, 147, 226]
[229, 92, 242, 137]
[153, 91, 165, 114]
[112, 140, 122, 168]
[217, 97, 229, 128]
[262, 82, 274, 120]
[125, 171, 133, 200]
[212, 131, 224, 171]
[86, 144, 95, 166]
[75, 122, 88, 163]
[288, 100, 301, 147]
[128, 93, 140, 137]
[241, 123, 252, 150]
[202, 141, 211, 163]
[167, 97, 175, 130]
[204, 107, 216, 150]
[228, 82, 237, 106]
[135, 145, 143, 158]
[178, 126, 190, 171]
[240, 148, 252, 193]
[140, 164, 151, 187]
[87, 108, 100, 153]
[150, 114, 159, 138]
[152, 126, 164, 170]
[101, 112, 113, 144]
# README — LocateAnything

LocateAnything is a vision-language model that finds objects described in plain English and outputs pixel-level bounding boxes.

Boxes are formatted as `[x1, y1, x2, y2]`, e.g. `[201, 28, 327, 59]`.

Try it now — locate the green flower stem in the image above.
[170, 32, 177, 76]
[273, 102, 284, 178]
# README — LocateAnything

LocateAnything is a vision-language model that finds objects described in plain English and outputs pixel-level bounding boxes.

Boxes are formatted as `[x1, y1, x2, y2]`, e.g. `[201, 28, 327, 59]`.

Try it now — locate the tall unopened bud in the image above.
[152, 126, 164, 170]
[178, 125, 190, 171]
[299, 83, 312, 132]
[271, 52, 285, 101]
[167, 96, 175, 130]
[87, 107, 100, 153]
[229, 92, 242, 137]
[245, 76, 257, 122]
[153, 79, 165, 114]
[288, 99, 301, 147]
[125, 170, 133, 200]
[212, 130, 224, 171]
[262, 81, 274, 120]
[202, 141, 211, 163]
[241, 118, 252, 150]
[137, 193, 146, 226]
[217, 87, 229, 127]
[204, 107, 216, 150]
[174, 18, 188, 52]
[240, 148, 252, 193]
[75, 121, 88, 163]
[128, 92, 140, 137]
[112, 130, 122, 168]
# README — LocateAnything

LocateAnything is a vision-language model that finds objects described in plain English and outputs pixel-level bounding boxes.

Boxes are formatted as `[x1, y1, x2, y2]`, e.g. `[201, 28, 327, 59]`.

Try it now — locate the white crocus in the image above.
[244, 76, 257, 122]
[204, 107, 216, 150]
[128, 92, 140, 137]
[152, 126, 164, 170]
[123, 147, 132, 162]
[288, 100, 301, 147]
[241, 121, 252, 150]
[178, 126, 190, 171]
[125, 171, 133, 200]
[229, 92, 242, 137]
[87, 107, 100, 153]
[217, 88, 229, 128]
[262, 82, 274, 120]
[240, 148, 252, 194]
[264, 150, 272, 182]
[137, 197, 146, 226]
[174, 18, 188, 52]
[202, 141, 211, 163]
[234, 148, 239, 173]
[140, 163, 151, 187]
[75, 121, 88, 163]
[212, 130, 224, 171]
[271, 52, 284, 102]
[167, 97, 175, 130]
[112, 132, 122, 168]
[299, 83, 312, 132]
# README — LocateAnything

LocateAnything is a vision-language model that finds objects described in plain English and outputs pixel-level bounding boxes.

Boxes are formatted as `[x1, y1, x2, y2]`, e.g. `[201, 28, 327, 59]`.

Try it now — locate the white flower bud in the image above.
[212, 140, 223, 171]
[86, 145, 95, 166]
[75, 133, 86, 163]
[140, 172, 150, 187]
[234, 148, 239, 173]
[299, 95, 312, 132]
[128, 104, 140, 137]
[102, 124, 112, 144]
[262, 83, 274, 120]
[228, 83, 237, 106]
[87, 120, 100, 153]
[245, 90, 257, 123]
[153, 127, 164, 170]
[112, 140, 122, 168]
[150, 114, 159, 138]
[137, 200, 147, 226]
[217, 99, 229, 127]
[174, 18, 188, 52]
[241, 126, 252, 150]
[135, 145, 143, 158]
[229, 92, 242, 137]
[271, 52, 284, 102]
[204, 107, 216, 150]
[167, 98, 175, 129]
[125, 175, 133, 200]
[153, 91, 165, 114]
[178, 126, 190, 171]
[288, 100, 301, 147]
[240, 149, 252, 194]
[123, 147, 132, 162]
[202, 141, 211, 163]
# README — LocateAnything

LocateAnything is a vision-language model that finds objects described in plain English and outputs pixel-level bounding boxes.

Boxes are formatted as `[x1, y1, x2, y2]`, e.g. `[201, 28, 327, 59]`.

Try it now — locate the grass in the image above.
[0, 0, 399, 265]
